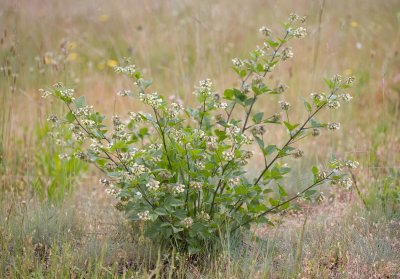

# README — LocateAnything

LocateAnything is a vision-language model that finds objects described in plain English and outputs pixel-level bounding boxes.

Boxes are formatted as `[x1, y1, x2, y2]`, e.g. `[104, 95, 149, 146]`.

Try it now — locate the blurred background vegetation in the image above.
[0, 0, 399, 277]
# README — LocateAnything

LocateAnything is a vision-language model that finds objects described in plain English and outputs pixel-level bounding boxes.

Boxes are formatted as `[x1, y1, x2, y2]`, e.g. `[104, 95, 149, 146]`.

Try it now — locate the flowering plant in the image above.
[44, 14, 358, 253]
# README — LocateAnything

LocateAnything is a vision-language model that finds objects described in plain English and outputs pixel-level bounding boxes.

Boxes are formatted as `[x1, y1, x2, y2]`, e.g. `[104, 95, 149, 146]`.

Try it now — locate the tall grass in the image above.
[0, 0, 399, 277]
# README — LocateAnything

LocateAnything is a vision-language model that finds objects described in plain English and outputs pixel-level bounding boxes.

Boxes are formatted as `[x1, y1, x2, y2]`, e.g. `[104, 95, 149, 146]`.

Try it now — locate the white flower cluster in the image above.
[275, 84, 289, 94]
[192, 129, 205, 139]
[252, 125, 266, 135]
[232, 58, 244, 67]
[147, 143, 162, 151]
[345, 76, 356, 86]
[40, 89, 52, 98]
[181, 217, 193, 229]
[168, 102, 183, 118]
[226, 123, 241, 137]
[73, 105, 94, 117]
[215, 102, 228, 109]
[339, 177, 352, 190]
[332, 74, 342, 84]
[139, 92, 163, 109]
[105, 185, 120, 197]
[310, 92, 325, 101]
[199, 211, 210, 222]
[317, 171, 328, 181]
[138, 210, 150, 221]
[293, 149, 304, 158]
[114, 64, 136, 76]
[89, 140, 104, 155]
[222, 151, 235, 161]
[190, 181, 202, 190]
[195, 160, 205, 170]
[193, 79, 214, 97]
[128, 112, 144, 122]
[227, 177, 240, 187]
[130, 163, 148, 176]
[279, 100, 291, 111]
[146, 180, 160, 191]
[117, 89, 131, 96]
[327, 100, 340, 109]
[328, 122, 340, 130]
[172, 183, 185, 194]
[345, 160, 359, 169]
[259, 26, 272, 37]
[282, 47, 294, 60]
[58, 153, 71, 160]
[340, 93, 353, 102]
[292, 27, 307, 38]
[205, 135, 218, 151]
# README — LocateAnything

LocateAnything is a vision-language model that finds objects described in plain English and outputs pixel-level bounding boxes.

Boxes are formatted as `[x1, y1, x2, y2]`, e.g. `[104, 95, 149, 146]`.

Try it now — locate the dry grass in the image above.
[1, 0, 400, 277]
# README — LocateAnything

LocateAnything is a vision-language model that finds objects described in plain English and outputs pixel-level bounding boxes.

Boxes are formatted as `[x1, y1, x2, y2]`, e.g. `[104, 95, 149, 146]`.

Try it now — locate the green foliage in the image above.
[33, 123, 87, 204]
[44, 14, 358, 253]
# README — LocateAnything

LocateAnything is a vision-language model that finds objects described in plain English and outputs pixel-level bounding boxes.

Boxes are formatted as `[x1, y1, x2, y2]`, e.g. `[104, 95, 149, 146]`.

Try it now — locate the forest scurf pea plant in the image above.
[42, 14, 359, 253]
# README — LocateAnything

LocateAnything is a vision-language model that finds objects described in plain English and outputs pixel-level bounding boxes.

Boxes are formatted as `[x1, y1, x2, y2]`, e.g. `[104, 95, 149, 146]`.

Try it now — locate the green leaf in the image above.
[269, 198, 280, 206]
[65, 111, 75, 123]
[265, 145, 277, 156]
[154, 208, 168, 216]
[278, 184, 288, 197]
[266, 40, 279, 48]
[252, 112, 264, 124]
[223, 89, 234, 100]
[284, 121, 299, 132]
[235, 185, 248, 195]
[303, 99, 312, 113]
[74, 96, 86, 109]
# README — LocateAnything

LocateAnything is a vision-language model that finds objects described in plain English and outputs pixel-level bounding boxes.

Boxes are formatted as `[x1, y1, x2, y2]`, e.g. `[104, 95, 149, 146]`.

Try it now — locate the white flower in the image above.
[105, 185, 120, 197]
[279, 100, 291, 111]
[340, 93, 353, 102]
[292, 27, 307, 38]
[193, 79, 214, 97]
[232, 58, 244, 67]
[332, 74, 343, 84]
[146, 180, 160, 191]
[114, 64, 136, 76]
[181, 217, 193, 229]
[130, 163, 147, 175]
[317, 171, 328, 181]
[345, 76, 356, 85]
[345, 160, 359, 169]
[117, 89, 131, 96]
[328, 100, 340, 109]
[190, 181, 202, 190]
[259, 26, 272, 37]
[135, 192, 143, 199]
[40, 89, 52, 98]
[282, 47, 294, 61]
[328, 122, 340, 130]
[172, 183, 185, 194]
[216, 102, 228, 109]
[222, 151, 235, 161]
[59, 153, 70, 160]
[199, 211, 210, 221]
[339, 177, 352, 190]
[310, 92, 325, 101]
[168, 102, 183, 118]
[227, 177, 240, 187]
[195, 160, 205, 170]
[226, 123, 240, 137]
[138, 210, 150, 221]
[275, 84, 289, 94]
[139, 92, 163, 108]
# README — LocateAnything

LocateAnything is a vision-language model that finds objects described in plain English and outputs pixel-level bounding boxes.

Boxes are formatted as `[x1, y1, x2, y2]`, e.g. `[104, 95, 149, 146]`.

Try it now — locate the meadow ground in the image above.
[0, 0, 399, 278]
